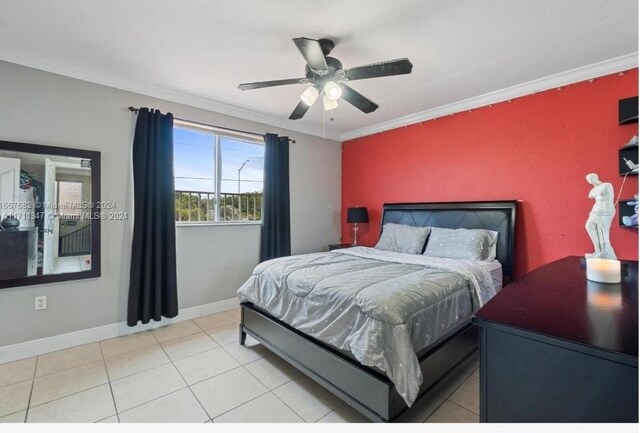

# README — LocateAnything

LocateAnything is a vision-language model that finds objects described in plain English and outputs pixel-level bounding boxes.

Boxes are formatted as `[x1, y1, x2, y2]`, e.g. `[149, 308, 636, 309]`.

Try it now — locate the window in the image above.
[57, 181, 83, 216]
[173, 120, 265, 223]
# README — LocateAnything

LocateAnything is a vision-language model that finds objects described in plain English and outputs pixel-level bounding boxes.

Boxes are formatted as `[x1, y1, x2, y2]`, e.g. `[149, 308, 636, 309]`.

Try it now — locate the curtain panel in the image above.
[260, 133, 291, 261]
[128, 108, 178, 326]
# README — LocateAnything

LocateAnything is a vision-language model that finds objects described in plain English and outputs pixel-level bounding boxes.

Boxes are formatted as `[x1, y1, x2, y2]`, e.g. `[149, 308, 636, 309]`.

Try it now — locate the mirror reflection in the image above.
[0, 150, 93, 278]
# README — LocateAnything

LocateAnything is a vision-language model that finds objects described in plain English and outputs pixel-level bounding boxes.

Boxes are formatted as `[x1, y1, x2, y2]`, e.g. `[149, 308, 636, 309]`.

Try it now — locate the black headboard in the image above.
[381, 201, 517, 281]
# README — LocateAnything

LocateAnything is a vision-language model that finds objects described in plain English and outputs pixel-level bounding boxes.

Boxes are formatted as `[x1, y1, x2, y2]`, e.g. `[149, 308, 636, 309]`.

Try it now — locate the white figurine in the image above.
[585, 173, 617, 259]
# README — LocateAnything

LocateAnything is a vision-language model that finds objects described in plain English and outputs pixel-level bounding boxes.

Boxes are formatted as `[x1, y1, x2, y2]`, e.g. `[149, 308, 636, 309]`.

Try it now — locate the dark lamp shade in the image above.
[347, 207, 369, 223]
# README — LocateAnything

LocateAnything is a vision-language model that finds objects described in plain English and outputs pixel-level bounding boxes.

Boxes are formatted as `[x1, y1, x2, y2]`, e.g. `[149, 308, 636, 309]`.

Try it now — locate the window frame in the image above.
[173, 119, 265, 226]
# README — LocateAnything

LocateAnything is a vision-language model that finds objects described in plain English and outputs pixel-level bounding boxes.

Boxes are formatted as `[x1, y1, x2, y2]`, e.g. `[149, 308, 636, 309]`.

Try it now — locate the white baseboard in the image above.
[0, 297, 240, 364]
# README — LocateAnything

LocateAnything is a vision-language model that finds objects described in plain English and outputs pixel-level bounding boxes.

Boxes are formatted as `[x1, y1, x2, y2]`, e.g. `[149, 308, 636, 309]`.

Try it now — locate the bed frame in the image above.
[240, 201, 517, 422]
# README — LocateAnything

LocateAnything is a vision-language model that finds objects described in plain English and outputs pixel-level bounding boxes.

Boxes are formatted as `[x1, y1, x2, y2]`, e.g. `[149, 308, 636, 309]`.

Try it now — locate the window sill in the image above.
[176, 221, 262, 227]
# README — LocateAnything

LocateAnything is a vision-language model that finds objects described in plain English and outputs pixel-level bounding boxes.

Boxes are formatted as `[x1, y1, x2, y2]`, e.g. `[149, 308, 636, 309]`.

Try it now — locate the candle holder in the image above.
[586, 258, 622, 284]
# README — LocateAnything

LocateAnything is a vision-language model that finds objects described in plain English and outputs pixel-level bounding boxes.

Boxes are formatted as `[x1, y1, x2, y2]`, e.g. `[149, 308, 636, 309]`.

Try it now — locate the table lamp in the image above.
[347, 207, 369, 246]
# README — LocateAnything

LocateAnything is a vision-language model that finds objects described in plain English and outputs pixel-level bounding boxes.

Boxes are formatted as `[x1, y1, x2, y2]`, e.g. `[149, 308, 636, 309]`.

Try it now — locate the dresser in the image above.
[473, 256, 638, 423]
[0, 228, 38, 278]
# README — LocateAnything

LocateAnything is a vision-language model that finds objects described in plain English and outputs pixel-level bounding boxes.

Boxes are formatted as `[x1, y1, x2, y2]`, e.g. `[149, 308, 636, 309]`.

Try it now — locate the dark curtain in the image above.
[260, 133, 291, 261]
[128, 108, 178, 326]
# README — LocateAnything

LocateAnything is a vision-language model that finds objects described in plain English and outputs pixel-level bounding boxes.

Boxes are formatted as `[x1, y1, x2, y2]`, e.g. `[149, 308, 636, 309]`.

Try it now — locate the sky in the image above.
[173, 127, 264, 194]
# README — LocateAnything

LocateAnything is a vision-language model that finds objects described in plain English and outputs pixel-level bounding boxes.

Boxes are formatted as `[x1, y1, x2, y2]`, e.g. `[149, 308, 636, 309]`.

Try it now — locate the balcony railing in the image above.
[175, 190, 262, 222]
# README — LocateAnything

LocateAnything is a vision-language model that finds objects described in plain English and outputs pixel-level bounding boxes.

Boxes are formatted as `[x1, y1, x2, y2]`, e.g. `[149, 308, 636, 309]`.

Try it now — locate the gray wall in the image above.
[0, 61, 341, 347]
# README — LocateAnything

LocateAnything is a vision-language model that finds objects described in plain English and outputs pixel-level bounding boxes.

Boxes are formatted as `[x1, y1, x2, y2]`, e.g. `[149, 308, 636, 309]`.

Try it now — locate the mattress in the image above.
[237, 247, 501, 406]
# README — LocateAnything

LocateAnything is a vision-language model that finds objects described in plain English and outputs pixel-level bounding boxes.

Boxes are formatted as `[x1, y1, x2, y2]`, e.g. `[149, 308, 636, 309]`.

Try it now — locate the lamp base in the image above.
[351, 223, 360, 246]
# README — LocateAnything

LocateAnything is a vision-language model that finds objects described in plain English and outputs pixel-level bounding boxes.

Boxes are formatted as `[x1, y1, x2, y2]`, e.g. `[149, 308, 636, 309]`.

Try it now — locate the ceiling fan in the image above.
[238, 37, 413, 120]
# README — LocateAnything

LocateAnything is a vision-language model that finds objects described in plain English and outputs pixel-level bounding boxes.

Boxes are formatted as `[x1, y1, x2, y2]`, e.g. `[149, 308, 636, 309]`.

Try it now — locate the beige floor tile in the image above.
[471, 367, 479, 378]
[223, 338, 270, 365]
[0, 358, 36, 388]
[273, 375, 342, 422]
[0, 410, 26, 423]
[214, 392, 302, 423]
[0, 381, 32, 417]
[119, 388, 209, 423]
[110, 364, 186, 412]
[191, 367, 268, 419]
[193, 312, 238, 332]
[226, 307, 241, 320]
[317, 404, 371, 423]
[27, 384, 116, 423]
[173, 347, 239, 385]
[36, 343, 102, 377]
[396, 390, 445, 423]
[205, 323, 240, 346]
[425, 400, 478, 423]
[96, 415, 119, 423]
[161, 332, 219, 362]
[30, 360, 107, 407]
[100, 331, 158, 358]
[244, 355, 301, 389]
[151, 320, 201, 343]
[448, 374, 479, 414]
[105, 345, 170, 381]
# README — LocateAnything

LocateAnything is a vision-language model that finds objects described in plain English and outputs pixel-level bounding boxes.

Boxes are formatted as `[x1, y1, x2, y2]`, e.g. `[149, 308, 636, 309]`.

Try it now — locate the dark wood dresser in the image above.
[473, 256, 638, 423]
[0, 229, 30, 278]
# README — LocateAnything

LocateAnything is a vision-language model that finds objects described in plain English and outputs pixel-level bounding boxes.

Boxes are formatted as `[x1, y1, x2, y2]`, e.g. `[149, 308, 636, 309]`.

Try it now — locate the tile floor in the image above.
[0, 307, 479, 423]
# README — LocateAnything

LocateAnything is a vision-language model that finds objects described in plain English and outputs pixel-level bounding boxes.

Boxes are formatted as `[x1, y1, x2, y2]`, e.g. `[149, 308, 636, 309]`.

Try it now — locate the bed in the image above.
[238, 201, 517, 422]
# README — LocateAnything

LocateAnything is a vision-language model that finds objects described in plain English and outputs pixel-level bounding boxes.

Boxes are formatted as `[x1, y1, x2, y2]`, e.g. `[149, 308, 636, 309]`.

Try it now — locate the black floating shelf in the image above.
[619, 96, 638, 125]
[619, 140, 638, 176]
[618, 197, 638, 229]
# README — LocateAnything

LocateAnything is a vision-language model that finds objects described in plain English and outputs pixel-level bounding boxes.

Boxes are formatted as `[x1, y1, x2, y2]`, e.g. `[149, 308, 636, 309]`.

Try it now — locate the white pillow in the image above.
[423, 227, 498, 261]
[374, 223, 431, 254]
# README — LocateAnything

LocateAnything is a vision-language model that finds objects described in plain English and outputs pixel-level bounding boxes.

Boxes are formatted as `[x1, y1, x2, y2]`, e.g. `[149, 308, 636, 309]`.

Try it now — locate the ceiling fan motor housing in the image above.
[305, 57, 343, 81]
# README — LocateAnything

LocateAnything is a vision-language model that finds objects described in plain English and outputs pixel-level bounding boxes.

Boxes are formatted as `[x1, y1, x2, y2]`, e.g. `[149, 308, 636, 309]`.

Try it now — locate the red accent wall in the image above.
[342, 70, 639, 277]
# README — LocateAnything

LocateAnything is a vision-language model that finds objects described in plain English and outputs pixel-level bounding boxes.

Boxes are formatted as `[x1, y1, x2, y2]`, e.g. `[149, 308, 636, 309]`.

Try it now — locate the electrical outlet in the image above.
[35, 296, 47, 311]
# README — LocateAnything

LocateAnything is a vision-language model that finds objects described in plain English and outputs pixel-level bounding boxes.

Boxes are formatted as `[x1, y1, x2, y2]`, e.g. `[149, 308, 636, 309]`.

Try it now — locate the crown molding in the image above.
[1, 45, 636, 144]
[0, 45, 342, 141]
[340, 52, 639, 141]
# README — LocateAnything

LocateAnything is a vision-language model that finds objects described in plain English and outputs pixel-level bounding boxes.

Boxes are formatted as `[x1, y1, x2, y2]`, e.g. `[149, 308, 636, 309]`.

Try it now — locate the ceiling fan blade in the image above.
[293, 37, 329, 73]
[344, 58, 413, 81]
[340, 84, 379, 113]
[238, 78, 306, 90]
[289, 100, 311, 120]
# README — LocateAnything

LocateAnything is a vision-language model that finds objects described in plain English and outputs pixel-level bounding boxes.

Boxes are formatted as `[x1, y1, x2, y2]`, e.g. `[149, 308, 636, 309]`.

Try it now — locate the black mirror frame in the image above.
[0, 140, 101, 289]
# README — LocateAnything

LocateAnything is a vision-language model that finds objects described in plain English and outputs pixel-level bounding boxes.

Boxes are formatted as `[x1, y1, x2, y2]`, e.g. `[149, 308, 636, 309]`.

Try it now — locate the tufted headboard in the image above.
[381, 201, 517, 282]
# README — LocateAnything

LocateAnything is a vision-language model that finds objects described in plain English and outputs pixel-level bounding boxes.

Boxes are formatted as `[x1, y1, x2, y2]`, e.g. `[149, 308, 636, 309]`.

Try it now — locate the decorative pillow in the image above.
[374, 223, 431, 254]
[423, 227, 498, 261]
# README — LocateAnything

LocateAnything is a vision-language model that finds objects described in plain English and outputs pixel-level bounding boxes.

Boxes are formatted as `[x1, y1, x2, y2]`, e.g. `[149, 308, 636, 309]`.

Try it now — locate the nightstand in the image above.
[328, 243, 352, 251]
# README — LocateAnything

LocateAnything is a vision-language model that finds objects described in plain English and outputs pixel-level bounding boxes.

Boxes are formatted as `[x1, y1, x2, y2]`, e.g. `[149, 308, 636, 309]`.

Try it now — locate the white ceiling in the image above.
[0, 0, 637, 141]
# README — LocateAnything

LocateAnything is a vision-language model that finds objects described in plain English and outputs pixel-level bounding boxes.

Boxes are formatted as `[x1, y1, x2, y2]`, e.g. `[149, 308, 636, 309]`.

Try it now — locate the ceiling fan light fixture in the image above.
[323, 94, 338, 111]
[300, 86, 319, 106]
[323, 81, 342, 101]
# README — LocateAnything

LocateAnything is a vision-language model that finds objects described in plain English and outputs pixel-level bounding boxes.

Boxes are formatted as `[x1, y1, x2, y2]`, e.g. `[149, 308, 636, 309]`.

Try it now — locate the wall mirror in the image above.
[0, 140, 100, 289]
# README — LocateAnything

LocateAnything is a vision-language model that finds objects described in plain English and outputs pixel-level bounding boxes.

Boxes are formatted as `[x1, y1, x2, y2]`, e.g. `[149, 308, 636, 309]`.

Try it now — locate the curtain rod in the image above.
[128, 107, 296, 143]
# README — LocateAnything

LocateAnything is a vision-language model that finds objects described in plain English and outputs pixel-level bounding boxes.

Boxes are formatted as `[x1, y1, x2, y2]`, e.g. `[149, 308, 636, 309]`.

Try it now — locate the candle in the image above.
[586, 258, 621, 284]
